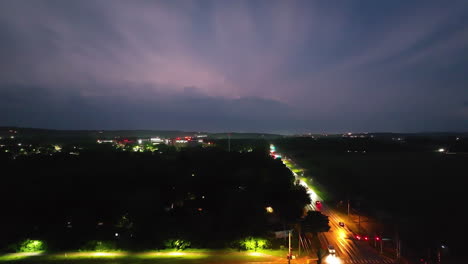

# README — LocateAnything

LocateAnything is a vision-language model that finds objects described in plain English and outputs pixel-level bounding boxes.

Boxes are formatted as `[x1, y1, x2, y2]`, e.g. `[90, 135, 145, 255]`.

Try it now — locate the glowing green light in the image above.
[0, 250, 287, 262]
[48, 251, 128, 259]
[0, 252, 43, 261]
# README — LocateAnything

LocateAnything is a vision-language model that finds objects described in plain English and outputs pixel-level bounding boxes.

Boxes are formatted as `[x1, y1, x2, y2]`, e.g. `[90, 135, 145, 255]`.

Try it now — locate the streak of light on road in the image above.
[325, 255, 342, 264]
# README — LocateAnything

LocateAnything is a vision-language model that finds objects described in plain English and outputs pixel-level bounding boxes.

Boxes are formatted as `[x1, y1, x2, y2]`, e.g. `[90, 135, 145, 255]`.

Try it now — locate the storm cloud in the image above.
[1, 0, 467, 132]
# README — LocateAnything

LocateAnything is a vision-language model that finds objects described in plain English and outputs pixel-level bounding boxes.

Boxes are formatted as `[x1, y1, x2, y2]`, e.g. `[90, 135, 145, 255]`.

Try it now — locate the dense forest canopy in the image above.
[1, 145, 309, 251]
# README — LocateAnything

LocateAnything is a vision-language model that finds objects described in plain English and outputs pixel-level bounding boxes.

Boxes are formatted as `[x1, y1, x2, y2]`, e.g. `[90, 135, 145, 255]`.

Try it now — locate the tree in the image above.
[301, 211, 330, 263]
[301, 211, 330, 233]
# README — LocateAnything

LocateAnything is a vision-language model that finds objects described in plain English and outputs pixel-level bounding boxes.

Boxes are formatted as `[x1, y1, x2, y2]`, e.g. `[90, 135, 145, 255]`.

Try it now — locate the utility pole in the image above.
[347, 199, 350, 217]
[437, 248, 441, 264]
[358, 214, 361, 233]
[298, 234, 300, 257]
[288, 230, 292, 264]
[396, 240, 401, 260]
[228, 133, 231, 152]
[380, 239, 383, 254]
[427, 248, 431, 264]
[298, 226, 301, 257]
[395, 225, 401, 261]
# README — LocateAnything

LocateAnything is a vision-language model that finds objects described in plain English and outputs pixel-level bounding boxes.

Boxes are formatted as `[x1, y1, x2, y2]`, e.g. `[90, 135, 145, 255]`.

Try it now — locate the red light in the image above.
[355, 235, 361, 240]
[364, 236, 368, 240]
[375, 237, 380, 241]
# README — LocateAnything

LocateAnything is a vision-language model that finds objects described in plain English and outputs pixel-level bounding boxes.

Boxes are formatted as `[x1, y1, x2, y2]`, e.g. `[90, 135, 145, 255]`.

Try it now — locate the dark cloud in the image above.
[0, 84, 307, 133]
[1, 0, 468, 132]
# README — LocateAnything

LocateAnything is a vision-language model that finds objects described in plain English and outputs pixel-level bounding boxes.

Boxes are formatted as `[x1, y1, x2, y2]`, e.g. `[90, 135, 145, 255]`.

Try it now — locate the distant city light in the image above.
[438, 148, 445, 152]
[97, 139, 114, 144]
[265, 206, 274, 213]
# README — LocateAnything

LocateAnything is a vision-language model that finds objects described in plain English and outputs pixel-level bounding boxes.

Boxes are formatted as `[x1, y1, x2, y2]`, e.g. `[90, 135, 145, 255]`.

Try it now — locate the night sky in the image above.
[1, 0, 467, 133]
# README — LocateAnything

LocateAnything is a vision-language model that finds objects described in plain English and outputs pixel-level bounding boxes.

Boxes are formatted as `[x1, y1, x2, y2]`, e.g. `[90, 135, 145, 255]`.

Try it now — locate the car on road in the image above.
[339, 221, 345, 227]
[327, 245, 336, 255]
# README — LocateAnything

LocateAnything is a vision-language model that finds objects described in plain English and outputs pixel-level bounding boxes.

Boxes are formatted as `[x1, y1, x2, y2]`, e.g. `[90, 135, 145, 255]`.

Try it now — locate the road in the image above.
[272, 146, 396, 264]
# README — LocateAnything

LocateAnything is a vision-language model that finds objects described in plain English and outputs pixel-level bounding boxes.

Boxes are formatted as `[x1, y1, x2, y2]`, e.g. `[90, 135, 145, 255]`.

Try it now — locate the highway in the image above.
[272, 145, 396, 264]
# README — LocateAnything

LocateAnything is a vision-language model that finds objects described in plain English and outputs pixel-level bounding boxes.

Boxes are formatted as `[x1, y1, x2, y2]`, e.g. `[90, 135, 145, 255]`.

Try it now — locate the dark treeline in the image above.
[1, 145, 309, 251]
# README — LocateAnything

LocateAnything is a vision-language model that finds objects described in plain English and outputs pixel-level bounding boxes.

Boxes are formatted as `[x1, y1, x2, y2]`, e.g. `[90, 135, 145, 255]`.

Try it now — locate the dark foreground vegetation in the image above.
[1, 143, 310, 252]
[275, 134, 468, 261]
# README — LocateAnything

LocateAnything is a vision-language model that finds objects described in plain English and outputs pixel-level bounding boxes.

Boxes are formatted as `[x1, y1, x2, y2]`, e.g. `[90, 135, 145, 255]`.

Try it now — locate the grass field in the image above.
[0, 249, 290, 264]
